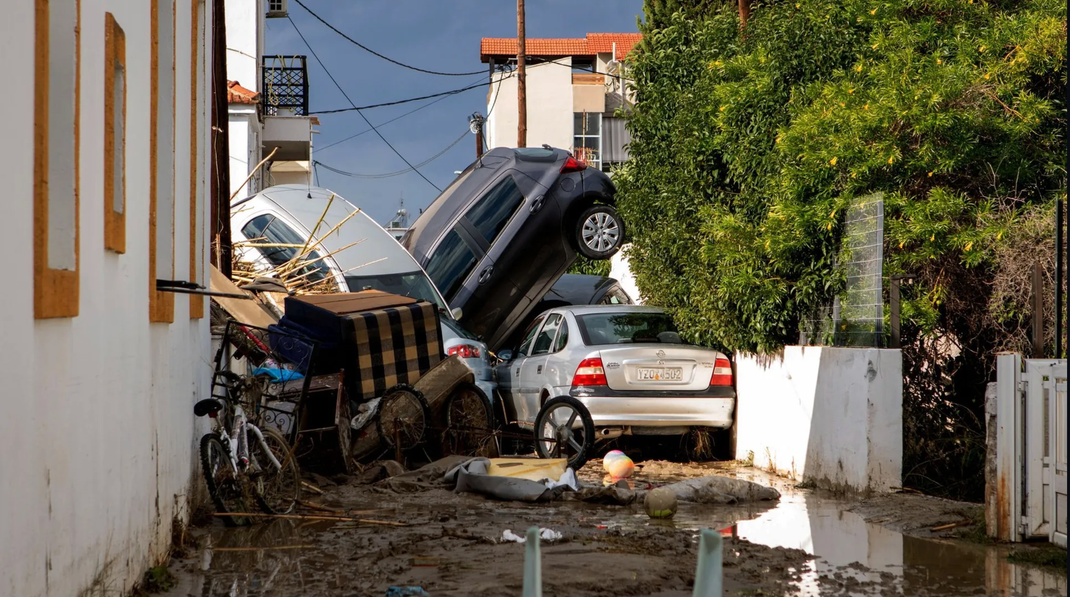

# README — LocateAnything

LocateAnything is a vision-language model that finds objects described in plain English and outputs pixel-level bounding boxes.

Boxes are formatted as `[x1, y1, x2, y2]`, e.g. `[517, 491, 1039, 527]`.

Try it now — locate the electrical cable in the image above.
[310, 78, 494, 115]
[315, 78, 481, 153]
[315, 128, 470, 179]
[287, 16, 444, 192]
[293, 0, 484, 77]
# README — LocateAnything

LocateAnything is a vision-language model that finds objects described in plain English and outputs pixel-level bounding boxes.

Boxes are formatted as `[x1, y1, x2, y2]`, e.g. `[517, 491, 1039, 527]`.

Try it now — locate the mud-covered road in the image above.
[162, 460, 1066, 596]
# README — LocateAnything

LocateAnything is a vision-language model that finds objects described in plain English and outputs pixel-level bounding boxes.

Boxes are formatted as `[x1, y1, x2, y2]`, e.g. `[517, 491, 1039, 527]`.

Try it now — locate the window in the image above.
[149, 0, 176, 323]
[575, 312, 684, 346]
[103, 13, 125, 253]
[574, 112, 602, 170]
[517, 315, 545, 357]
[241, 215, 331, 284]
[531, 314, 562, 355]
[552, 320, 570, 352]
[425, 229, 478, 302]
[600, 287, 632, 305]
[33, 0, 81, 319]
[189, 0, 205, 318]
[345, 271, 446, 312]
[465, 176, 525, 245]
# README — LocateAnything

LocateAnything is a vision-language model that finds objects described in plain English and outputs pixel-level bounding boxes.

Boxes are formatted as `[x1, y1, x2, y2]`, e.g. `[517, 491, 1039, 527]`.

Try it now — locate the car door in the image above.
[503, 314, 545, 424]
[542, 315, 572, 392]
[450, 173, 530, 341]
[519, 313, 563, 422]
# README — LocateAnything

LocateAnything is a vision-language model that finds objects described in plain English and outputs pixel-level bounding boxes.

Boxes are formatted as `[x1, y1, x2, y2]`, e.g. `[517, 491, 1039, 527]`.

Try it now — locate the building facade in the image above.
[226, 0, 316, 199]
[0, 1, 216, 595]
[480, 33, 641, 171]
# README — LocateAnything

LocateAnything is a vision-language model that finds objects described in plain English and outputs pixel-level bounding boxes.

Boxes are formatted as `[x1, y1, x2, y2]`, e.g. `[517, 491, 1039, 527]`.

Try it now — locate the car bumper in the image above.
[568, 388, 735, 429]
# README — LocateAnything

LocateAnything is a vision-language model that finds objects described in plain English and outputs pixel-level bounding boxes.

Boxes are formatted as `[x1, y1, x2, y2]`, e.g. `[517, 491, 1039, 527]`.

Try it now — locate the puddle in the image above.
[166, 464, 1066, 597]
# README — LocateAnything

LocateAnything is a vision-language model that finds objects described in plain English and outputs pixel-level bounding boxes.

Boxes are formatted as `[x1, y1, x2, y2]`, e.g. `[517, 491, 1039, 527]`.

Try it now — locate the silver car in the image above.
[495, 305, 735, 443]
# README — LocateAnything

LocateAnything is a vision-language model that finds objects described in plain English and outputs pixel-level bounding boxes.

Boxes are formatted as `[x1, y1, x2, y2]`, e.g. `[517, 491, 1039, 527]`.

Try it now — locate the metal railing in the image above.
[262, 55, 308, 116]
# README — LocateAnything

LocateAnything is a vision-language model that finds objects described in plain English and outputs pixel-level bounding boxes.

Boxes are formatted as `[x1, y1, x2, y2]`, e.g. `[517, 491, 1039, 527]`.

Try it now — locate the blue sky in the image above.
[265, 0, 644, 225]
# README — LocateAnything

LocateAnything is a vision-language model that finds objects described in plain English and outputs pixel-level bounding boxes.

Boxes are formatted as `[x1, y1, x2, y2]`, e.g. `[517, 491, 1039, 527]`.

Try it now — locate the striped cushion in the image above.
[347, 301, 443, 399]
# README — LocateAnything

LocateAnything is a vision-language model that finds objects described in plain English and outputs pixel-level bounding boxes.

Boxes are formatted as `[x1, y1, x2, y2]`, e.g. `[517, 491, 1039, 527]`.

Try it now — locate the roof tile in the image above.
[480, 33, 641, 62]
[227, 80, 259, 105]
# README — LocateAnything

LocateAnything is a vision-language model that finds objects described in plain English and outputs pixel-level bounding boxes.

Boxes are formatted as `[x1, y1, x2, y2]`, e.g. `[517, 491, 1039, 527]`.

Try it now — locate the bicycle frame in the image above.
[215, 401, 282, 475]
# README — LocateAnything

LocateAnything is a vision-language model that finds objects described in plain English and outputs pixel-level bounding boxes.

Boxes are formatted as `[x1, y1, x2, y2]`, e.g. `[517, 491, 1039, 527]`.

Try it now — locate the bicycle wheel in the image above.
[377, 384, 430, 450]
[249, 427, 301, 515]
[441, 383, 499, 457]
[200, 433, 253, 526]
[534, 396, 595, 470]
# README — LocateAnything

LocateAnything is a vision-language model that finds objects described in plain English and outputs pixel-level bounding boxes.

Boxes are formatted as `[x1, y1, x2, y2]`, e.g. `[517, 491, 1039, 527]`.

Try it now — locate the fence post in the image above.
[1056, 199, 1063, 358]
[1032, 261, 1045, 358]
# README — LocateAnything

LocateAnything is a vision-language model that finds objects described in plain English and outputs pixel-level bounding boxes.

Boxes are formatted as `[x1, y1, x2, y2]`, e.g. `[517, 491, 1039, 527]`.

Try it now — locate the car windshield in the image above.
[441, 316, 479, 341]
[574, 312, 686, 345]
[344, 271, 447, 312]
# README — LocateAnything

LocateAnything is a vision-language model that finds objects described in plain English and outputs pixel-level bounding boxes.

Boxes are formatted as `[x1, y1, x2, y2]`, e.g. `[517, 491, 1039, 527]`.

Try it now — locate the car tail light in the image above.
[448, 344, 481, 359]
[561, 156, 587, 173]
[710, 358, 733, 386]
[572, 358, 607, 387]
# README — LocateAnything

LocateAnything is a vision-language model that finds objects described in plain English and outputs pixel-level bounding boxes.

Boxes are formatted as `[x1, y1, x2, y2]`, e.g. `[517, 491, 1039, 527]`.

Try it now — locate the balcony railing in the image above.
[262, 55, 308, 116]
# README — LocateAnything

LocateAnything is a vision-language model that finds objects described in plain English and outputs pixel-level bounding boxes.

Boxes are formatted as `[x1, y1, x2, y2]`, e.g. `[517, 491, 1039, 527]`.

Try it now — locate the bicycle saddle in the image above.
[194, 398, 225, 417]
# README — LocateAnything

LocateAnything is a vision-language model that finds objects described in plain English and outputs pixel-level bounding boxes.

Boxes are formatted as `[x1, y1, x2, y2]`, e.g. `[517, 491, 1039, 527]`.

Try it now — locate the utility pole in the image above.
[469, 112, 485, 158]
[516, 0, 527, 148]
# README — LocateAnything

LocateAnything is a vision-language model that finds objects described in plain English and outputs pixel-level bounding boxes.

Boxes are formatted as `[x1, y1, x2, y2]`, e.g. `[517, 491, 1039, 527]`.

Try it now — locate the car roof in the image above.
[541, 274, 619, 305]
[553, 304, 666, 317]
[237, 185, 424, 278]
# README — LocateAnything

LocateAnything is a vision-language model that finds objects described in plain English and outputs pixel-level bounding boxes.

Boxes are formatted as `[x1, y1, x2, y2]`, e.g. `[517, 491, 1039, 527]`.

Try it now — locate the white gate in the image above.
[993, 355, 1067, 546]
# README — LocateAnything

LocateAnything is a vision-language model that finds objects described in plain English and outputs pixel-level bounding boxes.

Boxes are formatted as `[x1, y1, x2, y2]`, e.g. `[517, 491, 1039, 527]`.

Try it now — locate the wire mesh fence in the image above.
[832, 192, 885, 347]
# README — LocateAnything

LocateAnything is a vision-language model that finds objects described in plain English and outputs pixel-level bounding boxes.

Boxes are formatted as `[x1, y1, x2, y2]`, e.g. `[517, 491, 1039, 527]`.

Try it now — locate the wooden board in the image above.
[486, 458, 568, 482]
[209, 265, 278, 328]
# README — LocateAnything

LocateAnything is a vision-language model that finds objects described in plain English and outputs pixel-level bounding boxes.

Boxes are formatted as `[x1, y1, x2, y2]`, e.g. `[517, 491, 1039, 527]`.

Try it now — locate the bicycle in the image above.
[195, 370, 302, 526]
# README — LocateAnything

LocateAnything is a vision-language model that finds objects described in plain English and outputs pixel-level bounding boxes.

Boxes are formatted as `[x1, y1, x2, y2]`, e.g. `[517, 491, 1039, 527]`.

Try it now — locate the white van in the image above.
[231, 185, 496, 399]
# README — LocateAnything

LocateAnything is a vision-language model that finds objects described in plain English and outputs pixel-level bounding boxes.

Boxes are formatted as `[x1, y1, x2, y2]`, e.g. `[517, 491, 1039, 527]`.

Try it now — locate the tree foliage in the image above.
[622, 0, 1066, 498]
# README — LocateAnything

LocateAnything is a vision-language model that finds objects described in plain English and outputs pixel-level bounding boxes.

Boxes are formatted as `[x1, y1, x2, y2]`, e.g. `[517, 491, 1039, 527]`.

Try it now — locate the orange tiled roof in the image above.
[227, 80, 259, 105]
[480, 33, 641, 63]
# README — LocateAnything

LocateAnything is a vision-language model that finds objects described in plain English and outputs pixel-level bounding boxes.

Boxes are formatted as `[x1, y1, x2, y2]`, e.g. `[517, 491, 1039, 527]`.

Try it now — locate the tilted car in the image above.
[495, 305, 735, 467]
[401, 147, 625, 351]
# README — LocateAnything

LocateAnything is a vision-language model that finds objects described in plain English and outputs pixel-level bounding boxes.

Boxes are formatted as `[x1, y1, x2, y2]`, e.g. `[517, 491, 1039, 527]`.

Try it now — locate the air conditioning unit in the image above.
[266, 0, 288, 18]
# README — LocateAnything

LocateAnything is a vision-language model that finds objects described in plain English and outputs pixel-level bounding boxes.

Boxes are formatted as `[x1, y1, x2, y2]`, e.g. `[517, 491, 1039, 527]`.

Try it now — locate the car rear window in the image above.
[513, 147, 557, 162]
[464, 176, 525, 245]
[425, 229, 478, 302]
[345, 271, 446, 312]
[574, 312, 685, 346]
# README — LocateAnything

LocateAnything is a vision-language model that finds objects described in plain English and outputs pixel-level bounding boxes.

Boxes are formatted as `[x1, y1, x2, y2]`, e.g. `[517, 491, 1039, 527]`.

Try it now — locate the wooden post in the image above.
[739, 0, 751, 28]
[1057, 199, 1064, 358]
[476, 124, 484, 158]
[516, 0, 527, 148]
[210, 0, 232, 277]
[1032, 260, 1045, 358]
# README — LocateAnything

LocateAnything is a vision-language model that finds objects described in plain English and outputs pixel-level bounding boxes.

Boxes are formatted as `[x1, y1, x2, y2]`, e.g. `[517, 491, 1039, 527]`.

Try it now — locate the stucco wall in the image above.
[229, 109, 262, 199]
[734, 347, 903, 492]
[0, 1, 214, 595]
[487, 58, 572, 150]
[225, 0, 262, 92]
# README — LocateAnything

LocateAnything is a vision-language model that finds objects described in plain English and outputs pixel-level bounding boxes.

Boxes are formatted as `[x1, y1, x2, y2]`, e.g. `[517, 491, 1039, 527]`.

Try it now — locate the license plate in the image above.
[636, 367, 682, 382]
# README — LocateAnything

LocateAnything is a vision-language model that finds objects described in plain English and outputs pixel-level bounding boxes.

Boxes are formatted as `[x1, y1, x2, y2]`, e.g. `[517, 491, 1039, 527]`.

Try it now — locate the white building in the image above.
[226, 0, 316, 199]
[0, 1, 217, 595]
[480, 33, 641, 171]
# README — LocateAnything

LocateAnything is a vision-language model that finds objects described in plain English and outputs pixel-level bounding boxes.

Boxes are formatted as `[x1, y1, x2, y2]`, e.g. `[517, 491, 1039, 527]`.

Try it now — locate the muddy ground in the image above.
[163, 459, 1067, 597]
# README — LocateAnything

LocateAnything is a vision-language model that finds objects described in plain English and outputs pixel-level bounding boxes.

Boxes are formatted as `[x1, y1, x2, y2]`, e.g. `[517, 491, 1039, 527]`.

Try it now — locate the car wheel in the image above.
[575, 204, 625, 260]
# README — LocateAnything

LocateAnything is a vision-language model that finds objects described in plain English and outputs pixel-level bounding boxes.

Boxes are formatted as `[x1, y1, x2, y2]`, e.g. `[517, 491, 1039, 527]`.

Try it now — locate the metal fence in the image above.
[833, 192, 885, 347]
[262, 55, 309, 116]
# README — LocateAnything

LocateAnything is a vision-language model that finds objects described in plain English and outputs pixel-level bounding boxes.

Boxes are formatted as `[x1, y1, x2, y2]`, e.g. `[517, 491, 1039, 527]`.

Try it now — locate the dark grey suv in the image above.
[401, 147, 624, 350]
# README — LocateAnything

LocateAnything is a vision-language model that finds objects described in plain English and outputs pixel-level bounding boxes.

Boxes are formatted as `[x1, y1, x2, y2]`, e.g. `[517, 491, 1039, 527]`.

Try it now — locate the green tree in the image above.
[620, 0, 1066, 499]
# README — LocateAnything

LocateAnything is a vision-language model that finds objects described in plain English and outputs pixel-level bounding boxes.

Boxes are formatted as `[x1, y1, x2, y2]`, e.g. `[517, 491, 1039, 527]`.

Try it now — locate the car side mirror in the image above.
[451, 307, 463, 320]
[497, 350, 514, 363]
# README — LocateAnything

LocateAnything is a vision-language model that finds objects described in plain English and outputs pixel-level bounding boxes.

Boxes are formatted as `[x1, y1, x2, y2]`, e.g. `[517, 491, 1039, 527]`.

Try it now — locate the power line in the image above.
[293, 0, 484, 77]
[287, 16, 444, 192]
[310, 78, 494, 115]
[316, 128, 470, 179]
[315, 80, 480, 153]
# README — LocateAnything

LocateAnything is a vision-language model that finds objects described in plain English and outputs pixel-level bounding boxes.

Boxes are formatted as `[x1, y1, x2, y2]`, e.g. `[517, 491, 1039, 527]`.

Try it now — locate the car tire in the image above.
[534, 395, 595, 470]
[574, 204, 625, 260]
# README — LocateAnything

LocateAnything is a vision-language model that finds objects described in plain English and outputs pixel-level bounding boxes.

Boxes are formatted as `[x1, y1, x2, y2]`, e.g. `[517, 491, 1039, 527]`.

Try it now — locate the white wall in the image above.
[487, 58, 573, 150]
[225, 0, 262, 92]
[0, 1, 214, 595]
[735, 347, 903, 492]
[229, 108, 262, 199]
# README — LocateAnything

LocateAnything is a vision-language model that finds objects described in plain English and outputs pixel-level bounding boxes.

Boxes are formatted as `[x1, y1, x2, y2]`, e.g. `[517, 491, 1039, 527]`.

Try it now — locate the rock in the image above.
[645, 487, 679, 519]
[379, 460, 406, 478]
